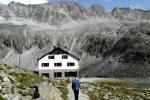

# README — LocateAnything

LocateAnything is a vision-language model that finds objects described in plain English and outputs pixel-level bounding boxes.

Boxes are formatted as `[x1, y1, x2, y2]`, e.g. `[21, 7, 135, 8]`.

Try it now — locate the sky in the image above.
[0, 0, 149, 11]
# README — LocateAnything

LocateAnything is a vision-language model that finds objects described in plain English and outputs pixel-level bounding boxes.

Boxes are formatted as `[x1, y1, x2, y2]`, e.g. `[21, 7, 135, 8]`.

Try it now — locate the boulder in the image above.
[9, 94, 22, 100]
[0, 72, 7, 78]
[3, 77, 11, 83]
[37, 82, 63, 100]
[109, 96, 119, 100]
[2, 94, 13, 99]
[0, 85, 2, 91]
[145, 97, 150, 99]
[1, 82, 13, 88]
[1, 82, 13, 94]
[2, 87, 12, 94]
[3, 94, 24, 100]
[103, 94, 109, 100]
[22, 96, 32, 100]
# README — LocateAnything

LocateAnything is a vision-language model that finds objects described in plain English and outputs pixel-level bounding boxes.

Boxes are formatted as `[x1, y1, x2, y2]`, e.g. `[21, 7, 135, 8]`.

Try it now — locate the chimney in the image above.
[53, 46, 57, 50]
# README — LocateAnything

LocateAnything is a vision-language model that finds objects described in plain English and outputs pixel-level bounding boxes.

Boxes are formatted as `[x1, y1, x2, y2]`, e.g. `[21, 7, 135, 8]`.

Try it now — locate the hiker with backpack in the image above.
[72, 78, 80, 100]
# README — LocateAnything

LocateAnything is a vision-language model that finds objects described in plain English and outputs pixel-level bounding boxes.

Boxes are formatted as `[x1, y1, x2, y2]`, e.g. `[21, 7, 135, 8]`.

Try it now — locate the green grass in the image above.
[56, 79, 70, 100]
[81, 81, 150, 100]
[87, 92, 98, 100]
[9, 72, 44, 89]
[0, 95, 6, 100]
[7, 68, 71, 100]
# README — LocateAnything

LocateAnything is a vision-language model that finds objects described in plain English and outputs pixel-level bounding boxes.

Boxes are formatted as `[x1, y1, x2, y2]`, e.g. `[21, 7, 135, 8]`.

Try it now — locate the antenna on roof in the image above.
[57, 42, 60, 47]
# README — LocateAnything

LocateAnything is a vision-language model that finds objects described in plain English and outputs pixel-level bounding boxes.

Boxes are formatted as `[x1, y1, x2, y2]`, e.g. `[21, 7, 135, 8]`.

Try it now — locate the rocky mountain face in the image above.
[1, 2, 150, 24]
[0, 1, 111, 25]
[0, 2, 150, 77]
[80, 23, 150, 77]
[112, 7, 150, 21]
[89, 4, 111, 18]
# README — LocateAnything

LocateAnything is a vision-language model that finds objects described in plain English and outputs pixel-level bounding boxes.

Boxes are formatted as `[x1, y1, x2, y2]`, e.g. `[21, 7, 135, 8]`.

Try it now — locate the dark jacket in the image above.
[72, 80, 80, 90]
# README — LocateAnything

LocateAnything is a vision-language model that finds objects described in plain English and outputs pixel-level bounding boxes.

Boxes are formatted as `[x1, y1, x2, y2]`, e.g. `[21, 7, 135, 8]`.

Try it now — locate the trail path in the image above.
[67, 83, 90, 100]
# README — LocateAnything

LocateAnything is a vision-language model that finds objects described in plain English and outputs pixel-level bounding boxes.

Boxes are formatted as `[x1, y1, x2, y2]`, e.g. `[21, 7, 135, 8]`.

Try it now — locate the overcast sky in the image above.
[0, 0, 149, 11]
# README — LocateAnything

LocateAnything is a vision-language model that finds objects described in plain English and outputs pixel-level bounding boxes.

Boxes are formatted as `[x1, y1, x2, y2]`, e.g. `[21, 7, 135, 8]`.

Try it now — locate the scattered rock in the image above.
[38, 82, 63, 100]
[0, 72, 7, 78]
[10, 94, 22, 100]
[22, 96, 32, 100]
[0, 85, 2, 91]
[103, 94, 109, 100]
[110, 96, 119, 100]
[145, 97, 150, 99]
[2, 87, 12, 94]
[3, 77, 11, 83]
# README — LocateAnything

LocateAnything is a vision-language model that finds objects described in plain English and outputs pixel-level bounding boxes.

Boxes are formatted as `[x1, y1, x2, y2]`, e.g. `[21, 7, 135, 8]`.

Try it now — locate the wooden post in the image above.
[19, 54, 21, 68]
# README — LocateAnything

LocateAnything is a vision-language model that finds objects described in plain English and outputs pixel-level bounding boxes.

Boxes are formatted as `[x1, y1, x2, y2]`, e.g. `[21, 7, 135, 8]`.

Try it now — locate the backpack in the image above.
[74, 80, 80, 90]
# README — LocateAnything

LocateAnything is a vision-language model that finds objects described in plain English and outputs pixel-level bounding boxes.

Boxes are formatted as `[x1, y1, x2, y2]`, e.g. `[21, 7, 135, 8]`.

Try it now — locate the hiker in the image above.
[72, 78, 80, 100]
[108, 57, 112, 64]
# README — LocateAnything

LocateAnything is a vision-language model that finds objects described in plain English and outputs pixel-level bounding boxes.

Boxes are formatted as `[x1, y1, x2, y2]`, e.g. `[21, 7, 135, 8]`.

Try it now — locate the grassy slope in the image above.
[0, 64, 70, 100]
[81, 81, 150, 100]
[8, 71, 70, 100]
[8, 72, 44, 89]
[56, 80, 70, 100]
[0, 95, 6, 100]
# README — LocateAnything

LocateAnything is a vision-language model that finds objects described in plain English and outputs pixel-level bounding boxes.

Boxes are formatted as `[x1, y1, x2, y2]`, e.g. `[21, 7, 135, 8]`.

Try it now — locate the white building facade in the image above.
[38, 47, 80, 78]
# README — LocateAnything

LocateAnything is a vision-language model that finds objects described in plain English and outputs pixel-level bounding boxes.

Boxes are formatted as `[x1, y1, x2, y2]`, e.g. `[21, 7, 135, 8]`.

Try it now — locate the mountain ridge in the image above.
[0, 1, 150, 26]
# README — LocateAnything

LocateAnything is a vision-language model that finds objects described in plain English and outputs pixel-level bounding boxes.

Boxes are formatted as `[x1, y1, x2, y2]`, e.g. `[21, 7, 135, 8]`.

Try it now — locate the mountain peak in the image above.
[111, 7, 150, 21]
[90, 4, 106, 11]
[91, 4, 104, 8]
[9, 1, 17, 5]
[89, 4, 110, 18]
[8, 1, 26, 6]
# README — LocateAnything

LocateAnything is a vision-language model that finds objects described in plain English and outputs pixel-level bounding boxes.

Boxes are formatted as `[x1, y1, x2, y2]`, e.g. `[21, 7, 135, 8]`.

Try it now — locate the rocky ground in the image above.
[0, 64, 150, 100]
[80, 80, 150, 100]
[0, 64, 69, 100]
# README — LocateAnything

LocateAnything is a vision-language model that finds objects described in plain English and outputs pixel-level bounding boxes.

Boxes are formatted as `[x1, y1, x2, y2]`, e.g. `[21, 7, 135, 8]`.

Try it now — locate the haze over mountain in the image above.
[0, 1, 150, 77]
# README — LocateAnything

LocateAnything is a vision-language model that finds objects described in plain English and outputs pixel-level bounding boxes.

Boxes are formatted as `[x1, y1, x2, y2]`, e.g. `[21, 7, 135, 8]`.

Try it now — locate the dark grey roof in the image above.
[37, 47, 80, 61]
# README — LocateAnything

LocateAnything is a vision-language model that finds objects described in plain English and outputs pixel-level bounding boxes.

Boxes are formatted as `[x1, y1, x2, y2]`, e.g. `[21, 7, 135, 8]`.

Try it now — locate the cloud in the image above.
[0, 0, 48, 5]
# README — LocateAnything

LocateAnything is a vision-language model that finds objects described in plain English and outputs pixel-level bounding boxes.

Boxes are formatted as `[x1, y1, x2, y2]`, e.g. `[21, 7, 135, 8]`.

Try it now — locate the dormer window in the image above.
[62, 55, 68, 59]
[49, 55, 54, 59]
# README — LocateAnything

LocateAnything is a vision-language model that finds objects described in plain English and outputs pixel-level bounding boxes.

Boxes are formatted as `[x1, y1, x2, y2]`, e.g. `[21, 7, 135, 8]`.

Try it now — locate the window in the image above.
[54, 63, 62, 67]
[65, 71, 77, 77]
[42, 73, 49, 78]
[62, 55, 68, 59]
[42, 63, 49, 67]
[54, 72, 62, 78]
[49, 55, 54, 59]
[67, 62, 75, 66]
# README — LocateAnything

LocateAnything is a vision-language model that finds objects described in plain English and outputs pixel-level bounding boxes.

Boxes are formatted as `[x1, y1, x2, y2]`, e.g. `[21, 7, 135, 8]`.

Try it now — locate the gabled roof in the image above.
[37, 47, 80, 61]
